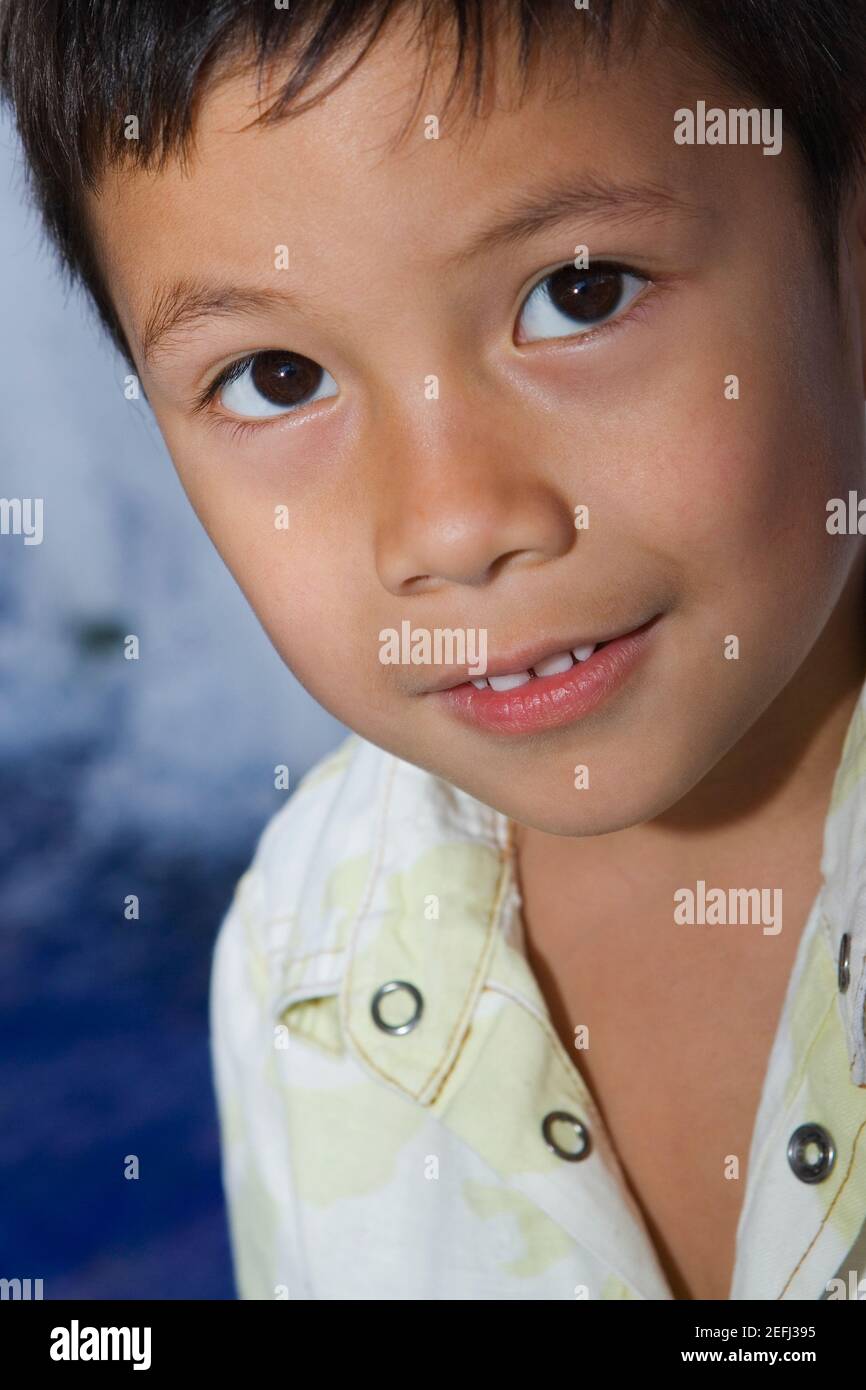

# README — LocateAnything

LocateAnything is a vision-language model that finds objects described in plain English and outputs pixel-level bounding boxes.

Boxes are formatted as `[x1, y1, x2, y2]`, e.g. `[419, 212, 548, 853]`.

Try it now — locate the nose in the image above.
[373, 387, 577, 594]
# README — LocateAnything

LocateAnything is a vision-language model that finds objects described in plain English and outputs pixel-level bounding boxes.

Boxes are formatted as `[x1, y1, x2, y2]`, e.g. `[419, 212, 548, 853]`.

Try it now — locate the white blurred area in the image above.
[0, 109, 346, 867]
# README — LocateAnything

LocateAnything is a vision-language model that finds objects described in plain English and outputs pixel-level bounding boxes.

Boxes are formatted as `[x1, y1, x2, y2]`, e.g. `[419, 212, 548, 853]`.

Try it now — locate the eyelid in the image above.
[515, 255, 650, 309]
[514, 257, 655, 348]
[197, 410, 273, 445]
[192, 351, 339, 441]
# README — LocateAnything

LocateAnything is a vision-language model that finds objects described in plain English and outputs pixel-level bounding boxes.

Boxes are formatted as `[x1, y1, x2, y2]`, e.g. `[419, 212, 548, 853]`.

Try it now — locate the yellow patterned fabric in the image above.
[209, 709, 866, 1300]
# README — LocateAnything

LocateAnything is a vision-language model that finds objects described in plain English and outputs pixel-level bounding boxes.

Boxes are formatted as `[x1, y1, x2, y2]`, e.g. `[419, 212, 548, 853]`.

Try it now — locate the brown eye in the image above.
[518, 264, 647, 343]
[548, 267, 623, 322]
[249, 352, 321, 405]
[218, 350, 338, 418]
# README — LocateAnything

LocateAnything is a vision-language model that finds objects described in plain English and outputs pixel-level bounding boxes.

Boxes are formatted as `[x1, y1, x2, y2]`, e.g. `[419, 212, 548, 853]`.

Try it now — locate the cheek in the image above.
[155, 419, 409, 737]
[623, 315, 862, 631]
[157, 428, 366, 688]
[222, 525, 362, 695]
[226, 531, 383, 719]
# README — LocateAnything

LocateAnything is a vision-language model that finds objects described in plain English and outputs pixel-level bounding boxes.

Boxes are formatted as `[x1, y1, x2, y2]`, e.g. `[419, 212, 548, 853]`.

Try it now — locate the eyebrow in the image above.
[140, 175, 705, 366]
[140, 280, 308, 368]
[446, 173, 708, 266]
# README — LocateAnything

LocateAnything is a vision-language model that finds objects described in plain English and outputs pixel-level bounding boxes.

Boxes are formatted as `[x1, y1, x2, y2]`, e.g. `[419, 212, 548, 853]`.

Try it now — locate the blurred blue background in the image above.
[0, 109, 346, 1297]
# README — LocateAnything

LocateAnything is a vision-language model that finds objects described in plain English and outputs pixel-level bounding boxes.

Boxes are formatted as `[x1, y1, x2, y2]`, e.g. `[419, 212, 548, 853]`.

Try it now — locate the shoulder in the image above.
[251, 730, 386, 906]
[211, 731, 394, 971]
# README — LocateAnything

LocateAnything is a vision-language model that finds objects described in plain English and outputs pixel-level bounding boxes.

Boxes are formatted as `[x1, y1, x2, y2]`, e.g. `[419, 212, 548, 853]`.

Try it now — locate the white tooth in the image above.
[572, 644, 597, 662]
[488, 671, 532, 691]
[470, 678, 489, 689]
[532, 651, 574, 678]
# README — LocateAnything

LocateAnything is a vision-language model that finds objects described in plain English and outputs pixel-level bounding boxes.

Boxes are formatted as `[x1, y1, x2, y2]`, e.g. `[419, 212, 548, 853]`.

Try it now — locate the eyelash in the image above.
[193, 258, 656, 440]
[199, 412, 270, 445]
[192, 356, 265, 442]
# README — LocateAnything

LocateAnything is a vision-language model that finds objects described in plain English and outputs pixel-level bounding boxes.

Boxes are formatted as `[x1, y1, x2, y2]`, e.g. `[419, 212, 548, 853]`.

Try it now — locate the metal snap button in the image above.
[370, 980, 423, 1035]
[787, 1122, 836, 1183]
[541, 1110, 591, 1162]
[838, 932, 850, 993]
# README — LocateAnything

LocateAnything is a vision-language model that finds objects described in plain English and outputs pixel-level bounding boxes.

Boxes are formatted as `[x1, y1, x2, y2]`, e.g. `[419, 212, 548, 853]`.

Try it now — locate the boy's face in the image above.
[87, 16, 866, 835]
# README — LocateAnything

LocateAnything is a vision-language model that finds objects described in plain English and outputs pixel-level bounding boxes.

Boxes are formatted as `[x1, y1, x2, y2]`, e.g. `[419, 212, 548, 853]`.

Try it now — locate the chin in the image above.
[466, 783, 647, 838]
[482, 763, 705, 838]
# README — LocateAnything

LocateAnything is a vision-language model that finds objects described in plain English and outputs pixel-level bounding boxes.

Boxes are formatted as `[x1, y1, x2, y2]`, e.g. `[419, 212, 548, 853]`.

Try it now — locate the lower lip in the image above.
[436, 616, 661, 736]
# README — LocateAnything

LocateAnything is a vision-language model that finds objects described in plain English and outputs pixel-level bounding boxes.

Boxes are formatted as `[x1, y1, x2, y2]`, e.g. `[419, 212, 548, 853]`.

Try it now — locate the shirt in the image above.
[208, 690, 866, 1301]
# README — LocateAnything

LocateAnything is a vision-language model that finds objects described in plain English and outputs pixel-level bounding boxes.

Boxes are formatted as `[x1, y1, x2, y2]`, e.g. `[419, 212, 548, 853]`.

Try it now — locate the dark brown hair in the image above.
[2, 0, 866, 366]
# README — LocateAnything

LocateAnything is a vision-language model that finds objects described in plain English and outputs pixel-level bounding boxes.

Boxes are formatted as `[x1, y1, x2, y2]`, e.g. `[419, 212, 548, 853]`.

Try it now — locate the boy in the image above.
[3, 0, 866, 1301]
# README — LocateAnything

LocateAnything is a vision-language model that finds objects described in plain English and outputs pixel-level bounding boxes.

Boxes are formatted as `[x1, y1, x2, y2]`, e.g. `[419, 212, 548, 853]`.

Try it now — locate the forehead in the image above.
[83, 10, 794, 364]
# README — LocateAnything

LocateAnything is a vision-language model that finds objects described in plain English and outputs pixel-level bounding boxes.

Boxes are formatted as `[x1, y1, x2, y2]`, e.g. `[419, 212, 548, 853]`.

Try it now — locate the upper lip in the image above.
[420, 615, 657, 694]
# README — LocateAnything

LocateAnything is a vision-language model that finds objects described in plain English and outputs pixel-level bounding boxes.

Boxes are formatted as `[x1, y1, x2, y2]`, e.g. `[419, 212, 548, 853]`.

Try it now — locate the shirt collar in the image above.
[817, 678, 866, 1085]
[338, 752, 514, 1106]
